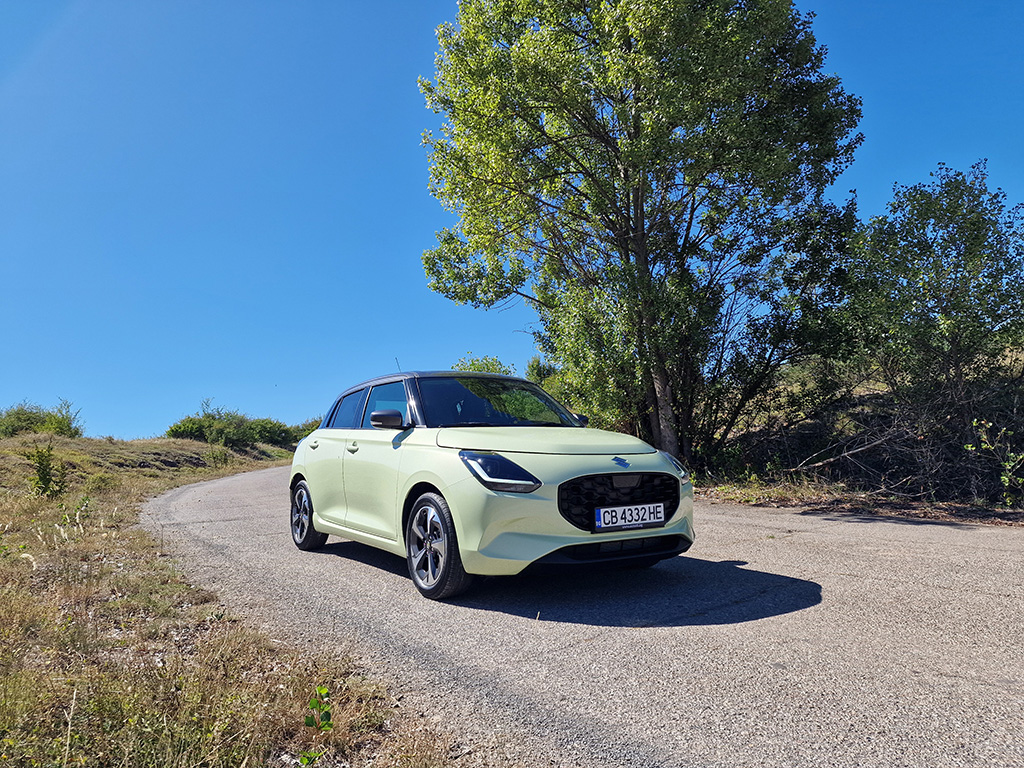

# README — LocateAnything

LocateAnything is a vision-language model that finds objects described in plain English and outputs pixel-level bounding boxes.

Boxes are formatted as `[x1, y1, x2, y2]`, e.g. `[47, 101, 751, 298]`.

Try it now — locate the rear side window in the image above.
[327, 389, 366, 429]
[361, 381, 409, 428]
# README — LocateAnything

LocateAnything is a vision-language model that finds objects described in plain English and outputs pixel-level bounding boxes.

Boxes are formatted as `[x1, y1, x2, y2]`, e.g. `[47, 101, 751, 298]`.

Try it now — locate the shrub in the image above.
[249, 418, 294, 447]
[166, 416, 206, 441]
[0, 399, 83, 439]
[290, 418, 322, 442]
[24, 443, 68, 498]
[166, 401, 317, 450]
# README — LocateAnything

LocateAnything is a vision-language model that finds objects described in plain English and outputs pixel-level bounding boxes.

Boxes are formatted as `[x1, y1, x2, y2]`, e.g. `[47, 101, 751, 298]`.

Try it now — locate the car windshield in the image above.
[417, 376, 578, 428]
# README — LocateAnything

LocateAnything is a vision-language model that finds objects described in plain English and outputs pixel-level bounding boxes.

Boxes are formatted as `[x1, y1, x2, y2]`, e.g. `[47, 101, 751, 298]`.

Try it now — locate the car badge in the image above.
[612, 457, 631, 468]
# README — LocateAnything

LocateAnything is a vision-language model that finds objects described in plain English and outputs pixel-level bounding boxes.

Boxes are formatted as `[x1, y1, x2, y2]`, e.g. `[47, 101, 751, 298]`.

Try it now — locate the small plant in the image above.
[24, 442, 69, 498]
[203, 447, 233, 468]
[966, 420, 1024, 506]
[298, 685, 334, 766]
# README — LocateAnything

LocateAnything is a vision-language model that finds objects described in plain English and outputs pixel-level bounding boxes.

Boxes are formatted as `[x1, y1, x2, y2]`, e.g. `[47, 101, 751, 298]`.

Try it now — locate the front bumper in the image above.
[444, 451, 695, 576]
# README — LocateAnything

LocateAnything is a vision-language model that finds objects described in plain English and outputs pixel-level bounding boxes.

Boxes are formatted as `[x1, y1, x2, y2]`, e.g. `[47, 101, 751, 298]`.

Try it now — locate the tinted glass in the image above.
[328, 389, 366, 429]
[417, 377, 575, 427]
[361, 381, 409, 428]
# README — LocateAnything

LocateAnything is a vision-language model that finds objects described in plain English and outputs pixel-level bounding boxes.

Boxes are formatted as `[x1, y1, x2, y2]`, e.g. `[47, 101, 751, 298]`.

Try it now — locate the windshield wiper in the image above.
[436, 421, 495, 428]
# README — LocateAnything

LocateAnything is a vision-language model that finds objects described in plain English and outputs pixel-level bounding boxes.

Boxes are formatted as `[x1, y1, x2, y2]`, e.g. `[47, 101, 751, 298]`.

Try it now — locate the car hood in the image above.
[434, 426, 657, 455]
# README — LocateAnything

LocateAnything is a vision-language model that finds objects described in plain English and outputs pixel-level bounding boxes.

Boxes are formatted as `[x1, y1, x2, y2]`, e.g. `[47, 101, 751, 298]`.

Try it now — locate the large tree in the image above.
[839, 161, 1024, 500]
[421, 0, 861, 461]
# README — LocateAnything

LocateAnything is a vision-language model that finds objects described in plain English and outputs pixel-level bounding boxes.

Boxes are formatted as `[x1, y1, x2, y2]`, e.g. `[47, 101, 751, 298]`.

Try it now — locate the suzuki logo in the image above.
[612, 457, 631, 468]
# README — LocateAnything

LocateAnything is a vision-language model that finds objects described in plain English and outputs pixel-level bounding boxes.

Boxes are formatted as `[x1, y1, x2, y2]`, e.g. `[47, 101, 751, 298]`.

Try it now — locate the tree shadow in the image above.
[794, 500, 1023, 527]
[317, 541, 822, 628]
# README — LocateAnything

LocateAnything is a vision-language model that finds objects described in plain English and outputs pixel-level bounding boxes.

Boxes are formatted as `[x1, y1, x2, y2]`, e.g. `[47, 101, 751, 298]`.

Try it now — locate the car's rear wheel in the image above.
[405, 492, 473, 600]
[291, 480, 328, 551]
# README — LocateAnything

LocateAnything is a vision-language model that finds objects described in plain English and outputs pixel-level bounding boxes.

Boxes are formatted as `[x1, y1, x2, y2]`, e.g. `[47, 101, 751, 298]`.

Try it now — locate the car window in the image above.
[360, 381, 409, 428]
[417, 376, 575, 427]
[327, 389, 367, 429]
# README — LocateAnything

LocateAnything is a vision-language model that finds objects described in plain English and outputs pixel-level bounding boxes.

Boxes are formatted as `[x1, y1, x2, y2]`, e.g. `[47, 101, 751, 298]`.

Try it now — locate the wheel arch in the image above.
[402, 481, 442, 544]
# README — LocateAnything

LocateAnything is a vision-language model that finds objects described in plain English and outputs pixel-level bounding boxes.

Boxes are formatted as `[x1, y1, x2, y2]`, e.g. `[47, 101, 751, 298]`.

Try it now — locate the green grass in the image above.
[0, 435, 451, 767]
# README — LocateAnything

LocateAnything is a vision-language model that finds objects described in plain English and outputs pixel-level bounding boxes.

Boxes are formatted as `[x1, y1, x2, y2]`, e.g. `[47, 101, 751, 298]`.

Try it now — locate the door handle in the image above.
[309, 440, 319, 450]
[346, 441, 359, 454]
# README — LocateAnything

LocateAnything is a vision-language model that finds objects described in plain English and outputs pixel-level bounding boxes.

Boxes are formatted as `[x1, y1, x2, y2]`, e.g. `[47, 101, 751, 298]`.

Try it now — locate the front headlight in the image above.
[660, 450, 690, 482]
[459, 450, 542, 494]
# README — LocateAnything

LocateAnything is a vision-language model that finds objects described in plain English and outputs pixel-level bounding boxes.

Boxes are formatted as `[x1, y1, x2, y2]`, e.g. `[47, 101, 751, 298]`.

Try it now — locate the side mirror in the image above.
[573, 413, 590, 427]
[370, 410, 406, 430]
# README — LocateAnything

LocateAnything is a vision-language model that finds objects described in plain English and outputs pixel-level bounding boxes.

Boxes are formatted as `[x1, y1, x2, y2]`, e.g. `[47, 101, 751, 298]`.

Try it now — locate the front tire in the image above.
[405, 492, 473, 600]
[291, 480, 328, 551]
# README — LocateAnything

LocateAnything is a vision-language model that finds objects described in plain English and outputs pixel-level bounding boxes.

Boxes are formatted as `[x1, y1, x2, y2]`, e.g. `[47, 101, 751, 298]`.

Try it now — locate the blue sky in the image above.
[1, 1, 1021, 439]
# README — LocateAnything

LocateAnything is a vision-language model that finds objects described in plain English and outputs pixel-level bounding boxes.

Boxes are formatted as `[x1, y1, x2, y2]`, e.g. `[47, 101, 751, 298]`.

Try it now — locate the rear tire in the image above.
[405, 492, 473, 600]
[291, 480, 328, 551]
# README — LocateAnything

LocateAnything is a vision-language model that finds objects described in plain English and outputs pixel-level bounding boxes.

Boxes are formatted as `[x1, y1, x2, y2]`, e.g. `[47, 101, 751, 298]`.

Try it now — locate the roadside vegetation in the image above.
[0, 426, 451, 766]
[166, 399, 320, 451]
[0, 400, 84, 440]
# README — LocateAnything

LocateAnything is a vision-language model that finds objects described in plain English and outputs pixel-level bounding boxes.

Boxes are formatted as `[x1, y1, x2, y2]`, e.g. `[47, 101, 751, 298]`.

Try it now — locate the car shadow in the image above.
[319, 540, 409, 577]
[454, 556, 822, 627]
[317, 541, 822, 628]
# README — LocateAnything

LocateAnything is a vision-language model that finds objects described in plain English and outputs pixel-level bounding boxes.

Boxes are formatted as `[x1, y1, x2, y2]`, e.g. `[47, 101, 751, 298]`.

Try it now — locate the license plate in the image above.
[594, 502, 665, 532]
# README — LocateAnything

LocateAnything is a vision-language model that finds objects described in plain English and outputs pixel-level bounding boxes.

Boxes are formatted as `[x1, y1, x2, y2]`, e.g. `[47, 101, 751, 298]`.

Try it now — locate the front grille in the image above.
[557, 472, 680, 532]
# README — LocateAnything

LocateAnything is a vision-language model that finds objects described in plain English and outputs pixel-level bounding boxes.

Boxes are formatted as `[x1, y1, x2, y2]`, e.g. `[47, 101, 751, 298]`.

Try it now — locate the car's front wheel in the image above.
[291, 480, 328, 551]
[405, 492, 473, 600]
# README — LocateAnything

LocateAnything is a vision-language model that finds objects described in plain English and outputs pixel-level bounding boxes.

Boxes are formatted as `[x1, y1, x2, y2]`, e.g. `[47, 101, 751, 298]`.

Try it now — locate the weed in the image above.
[966, 419, 1024, 506]
[299, 685, 334, 765]
[24, 442, 68, 498]
[203, 447, 233, 468]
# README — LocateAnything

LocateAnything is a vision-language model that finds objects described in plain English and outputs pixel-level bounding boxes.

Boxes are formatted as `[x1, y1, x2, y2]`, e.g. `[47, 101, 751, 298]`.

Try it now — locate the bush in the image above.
[249, 418, 294, 447]
[24, 443, 68, 498]
[166, 400, 316, 450]
[166, 416, 206, 441]
[290, 418, 322, 442]
[0, 400, 83, 439]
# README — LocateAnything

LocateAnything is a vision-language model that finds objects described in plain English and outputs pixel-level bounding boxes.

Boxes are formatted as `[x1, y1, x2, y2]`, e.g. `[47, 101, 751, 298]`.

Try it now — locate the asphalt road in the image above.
[142, 466, 1024, 768]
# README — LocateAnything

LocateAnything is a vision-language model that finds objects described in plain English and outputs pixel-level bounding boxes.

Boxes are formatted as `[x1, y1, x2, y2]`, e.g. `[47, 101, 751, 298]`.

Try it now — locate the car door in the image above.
[342, 380, 409, 541]
[303, 388, 366, 524]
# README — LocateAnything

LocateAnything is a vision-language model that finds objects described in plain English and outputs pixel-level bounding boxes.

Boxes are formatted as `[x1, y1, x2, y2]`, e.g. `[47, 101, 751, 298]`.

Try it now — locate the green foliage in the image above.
[524, 355, 557, 385]
[299, 685, 334, 766]
[822, 162, 1024, 502]
[422, 0, 862, 462]
[0, 399, 83, 438]
[203, 447, 233, 468]
[166, 399, 314, 450]
[966, 420, 1024, 506]
[452, 353, 516, 376]
[165, 415, 206, 441]
[852, 161, 1024, 387]
[24, 442, 69, 498]
[291, 417, 323, 441]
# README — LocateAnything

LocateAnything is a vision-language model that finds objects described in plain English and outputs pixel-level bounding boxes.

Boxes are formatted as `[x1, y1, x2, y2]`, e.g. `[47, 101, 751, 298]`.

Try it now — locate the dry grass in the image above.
[0, 435, 451, 767]
[696, 475, 1024, 525]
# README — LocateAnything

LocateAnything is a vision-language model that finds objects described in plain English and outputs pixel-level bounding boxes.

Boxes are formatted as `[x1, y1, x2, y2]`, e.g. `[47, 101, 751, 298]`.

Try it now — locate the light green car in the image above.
[290, 371, 694, 599]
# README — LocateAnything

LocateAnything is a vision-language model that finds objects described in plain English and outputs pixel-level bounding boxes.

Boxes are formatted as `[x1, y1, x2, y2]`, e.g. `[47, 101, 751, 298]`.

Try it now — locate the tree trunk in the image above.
[651, 363, 681, 457]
